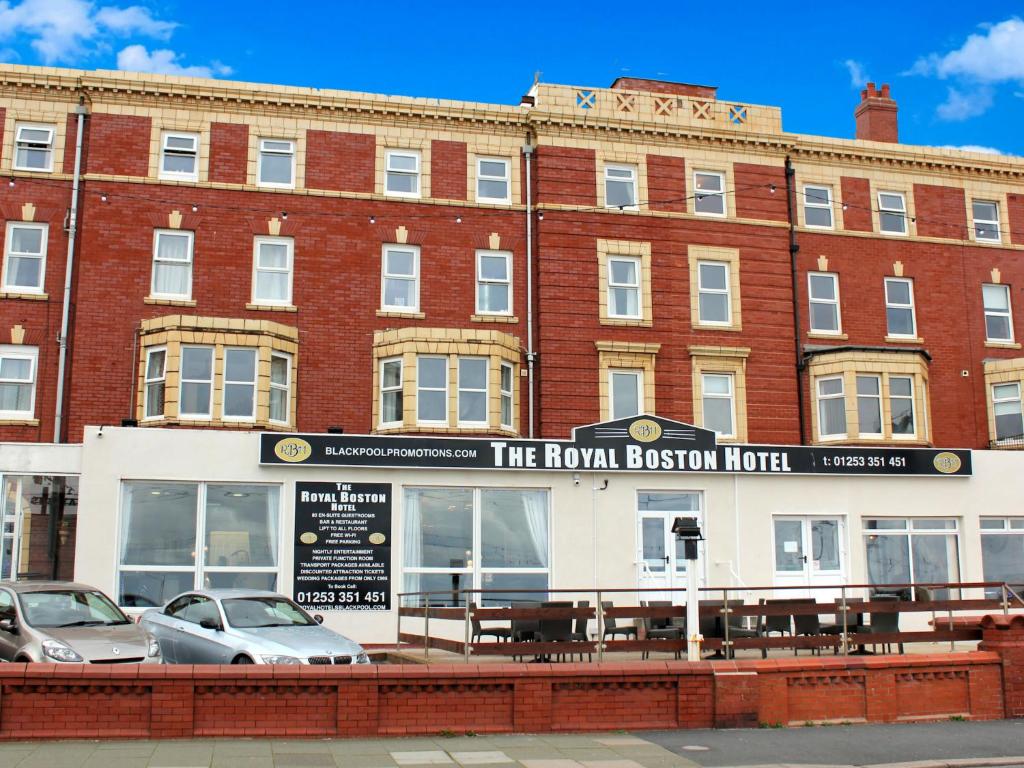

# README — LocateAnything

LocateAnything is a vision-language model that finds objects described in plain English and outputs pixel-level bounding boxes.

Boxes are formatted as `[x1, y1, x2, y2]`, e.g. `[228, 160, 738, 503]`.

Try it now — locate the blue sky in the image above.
[2, 1, 1024, 155]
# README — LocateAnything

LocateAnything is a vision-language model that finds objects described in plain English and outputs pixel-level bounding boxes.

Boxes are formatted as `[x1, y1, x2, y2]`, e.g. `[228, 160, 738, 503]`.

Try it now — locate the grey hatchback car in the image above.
[141, 589, 370, 665]
[0, 581, 162, 663]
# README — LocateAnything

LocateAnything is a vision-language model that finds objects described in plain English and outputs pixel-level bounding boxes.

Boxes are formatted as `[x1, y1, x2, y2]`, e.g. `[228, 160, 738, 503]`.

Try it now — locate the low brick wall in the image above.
[0, 651, 1008, 739]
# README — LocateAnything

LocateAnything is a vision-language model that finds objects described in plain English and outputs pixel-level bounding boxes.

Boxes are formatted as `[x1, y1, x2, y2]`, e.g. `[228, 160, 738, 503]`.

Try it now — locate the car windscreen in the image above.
[19, 590, 132, 628]
[222, 597, 316, 628]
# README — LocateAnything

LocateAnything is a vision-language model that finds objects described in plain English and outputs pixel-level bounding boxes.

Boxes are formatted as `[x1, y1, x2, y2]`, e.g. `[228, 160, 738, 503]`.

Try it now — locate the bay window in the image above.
[143, 348, 166, 420]
[402, 487, 549, 607]
[118, 481, 280, 607]
[817, 377, 847, 438]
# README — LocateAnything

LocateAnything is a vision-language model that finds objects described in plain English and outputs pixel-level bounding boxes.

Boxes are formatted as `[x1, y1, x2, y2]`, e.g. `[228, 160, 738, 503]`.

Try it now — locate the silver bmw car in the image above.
[0, 581, 162, 664]
[140, 589, 371, 665]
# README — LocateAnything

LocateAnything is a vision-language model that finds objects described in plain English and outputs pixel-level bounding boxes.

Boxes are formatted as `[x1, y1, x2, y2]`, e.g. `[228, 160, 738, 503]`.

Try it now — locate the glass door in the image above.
[773, 516, 845, 600]
[636, 491, 702, 604]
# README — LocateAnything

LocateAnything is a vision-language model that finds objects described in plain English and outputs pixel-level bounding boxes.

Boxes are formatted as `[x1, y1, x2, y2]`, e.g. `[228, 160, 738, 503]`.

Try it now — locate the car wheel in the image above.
[232, 654, 254, 664]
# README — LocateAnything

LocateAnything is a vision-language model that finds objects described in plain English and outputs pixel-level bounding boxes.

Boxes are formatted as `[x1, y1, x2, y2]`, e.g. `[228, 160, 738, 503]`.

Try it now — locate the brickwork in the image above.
[305, 130, 375, 193]
[913, 183, 967, 239]
[979, 614, 1024, 718]
[208, 122, 249, 185]
[430, 140, 468, 201]
[646, 154, 687, 213]
[0, 650, 1005, 741]
[840, 177, 874, 231]
[86, 113, 151, 178]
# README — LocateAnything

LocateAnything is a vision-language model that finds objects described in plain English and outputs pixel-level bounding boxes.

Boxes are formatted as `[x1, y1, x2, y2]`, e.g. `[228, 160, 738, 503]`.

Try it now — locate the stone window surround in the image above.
[595, 149, 649, 212]
[595, 340, 660, 421]
[689, 345, 750, 442]
[983, 357, 1024, 445]
[148, 122, 211, 183]
[135, 315, 298, 429]
[371, 327, 521, 436]
[1, 112, 67, 176]
[806, 348, 931, 445]
[597, 239, 652, 327]
[688, 244, 742, 332]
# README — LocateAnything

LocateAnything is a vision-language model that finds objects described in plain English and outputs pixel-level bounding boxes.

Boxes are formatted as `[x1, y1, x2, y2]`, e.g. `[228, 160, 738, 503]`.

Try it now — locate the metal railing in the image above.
[395, 581, 1024, 662]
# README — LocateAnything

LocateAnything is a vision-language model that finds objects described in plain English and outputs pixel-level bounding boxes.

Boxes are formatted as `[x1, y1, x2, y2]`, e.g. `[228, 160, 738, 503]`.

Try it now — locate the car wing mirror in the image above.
[199, 618, 222, 631]
[314, 614, 324, 625]
[0, 618, 17, 634]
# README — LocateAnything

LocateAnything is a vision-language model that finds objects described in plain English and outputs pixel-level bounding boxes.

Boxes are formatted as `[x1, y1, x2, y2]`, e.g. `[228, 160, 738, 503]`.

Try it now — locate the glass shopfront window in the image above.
[864, 518, 960, 599]
[402, 487, 549, 607]
[118, 481, 280, 607]
[980, 518, 1024, 598]
[0, 475, 78, 581]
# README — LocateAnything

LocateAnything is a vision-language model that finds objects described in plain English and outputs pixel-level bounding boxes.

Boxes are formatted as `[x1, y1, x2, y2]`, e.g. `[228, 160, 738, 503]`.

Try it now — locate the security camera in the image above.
[572, 472, 581, 487]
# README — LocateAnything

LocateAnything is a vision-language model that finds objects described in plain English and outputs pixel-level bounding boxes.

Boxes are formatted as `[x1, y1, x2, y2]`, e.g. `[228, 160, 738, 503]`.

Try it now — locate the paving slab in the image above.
[449, 752, 514, 765]
[390, 752, 454, 766]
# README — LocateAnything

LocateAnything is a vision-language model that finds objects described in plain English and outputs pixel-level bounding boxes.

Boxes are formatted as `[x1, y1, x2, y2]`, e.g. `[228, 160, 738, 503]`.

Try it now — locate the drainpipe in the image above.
[522, 139, 537, 438]
[53, 98, 88, 444]
[784, 156, 807, 444]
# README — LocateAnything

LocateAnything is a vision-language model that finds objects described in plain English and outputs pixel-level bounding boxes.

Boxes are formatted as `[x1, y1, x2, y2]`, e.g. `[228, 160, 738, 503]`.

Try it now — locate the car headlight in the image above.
[147, 639, 161, 658]
[41, 639, 84, 663]
[355, 651, 370, 664]
[260, 654, 300, 665]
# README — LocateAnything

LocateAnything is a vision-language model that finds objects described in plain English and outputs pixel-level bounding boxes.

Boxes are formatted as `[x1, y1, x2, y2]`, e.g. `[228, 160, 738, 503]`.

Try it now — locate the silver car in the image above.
[0, 581, 162, 664]
[141, 589, 371, 665]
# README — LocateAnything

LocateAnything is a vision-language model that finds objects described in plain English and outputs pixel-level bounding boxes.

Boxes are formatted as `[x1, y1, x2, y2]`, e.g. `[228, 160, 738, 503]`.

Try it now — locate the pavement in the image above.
[0, 721, 1022, 768]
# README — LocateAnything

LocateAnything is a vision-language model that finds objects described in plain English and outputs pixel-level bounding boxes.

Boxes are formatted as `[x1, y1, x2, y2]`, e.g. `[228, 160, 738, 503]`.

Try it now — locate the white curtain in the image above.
[119, 483, 134, 565]
[154, 262, 189, 296]
[403, 490, 422, 602]
[521, 491, 549, 568]
[265, 486, 279, 566]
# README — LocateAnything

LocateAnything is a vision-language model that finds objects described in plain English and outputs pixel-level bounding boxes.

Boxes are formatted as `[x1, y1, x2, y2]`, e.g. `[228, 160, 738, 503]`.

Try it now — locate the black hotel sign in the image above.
[261, 416, 971, 477]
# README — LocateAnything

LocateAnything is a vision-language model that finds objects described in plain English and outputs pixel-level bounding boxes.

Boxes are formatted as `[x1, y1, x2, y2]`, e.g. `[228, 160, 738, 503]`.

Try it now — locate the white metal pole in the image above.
[687, 561, 701, 662]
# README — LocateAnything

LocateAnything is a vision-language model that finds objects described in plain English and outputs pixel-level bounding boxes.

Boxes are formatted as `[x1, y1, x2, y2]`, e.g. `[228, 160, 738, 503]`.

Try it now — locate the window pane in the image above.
[879, 193, 905, 211]
[205, 485, 279, 568]
[703, 396, 733, 435]
[386, 249, 415, 275]
[805, 207, 832, 227]
[419, 357, 446, 388]
[642, 517, 666, 572]
[610, 287, 638, 317]
[606, 180, 635, 207]
[982, 533, 1024, 592]
[205, 571, 277, 591]
[809, 275, 835, 301]
[880, 211, 905, 233]
[695, 173, 722, 192]
[481, 489, 548, 568]
[479, 160, 506, 177]
[611, 372, 640, 418]
[153, 263, 189, 295]
[180, 383, 210, 415]
[0, 357, 29, 380]
[699, 262, 727, 290]
[805, 187, 829, 205]
[6, 257, 41, 289]
[774, 519, 804, 572]
[384, 278, 415, 308]
[886, 280, 911, 305]
[224, 383, 255, 418]
[0, 383, 30, 412]
[419, 391, 446, 421]
[225, 349, 256, 382]
[260, 153, 292, 184]
[478, 283, 509, 313]
[810, 302, 838, 332]
[387, 172, 417, 194]
[258, 243, 289, 269]
[270, 388, 287, 423]
[404, 488, 472, 569]
[986, 315, 1012, 341]
[163, 154, 195, 174]
[382, 360, 402, 389]
[401, 572, 469, 608]
[120, 481, 198, 567]
[698, 293, 729, 323]
[983, 284, 1009, 311]
[609, 259, 637, 284]
[819, 378, 843, 397]
[911, 534, 959, 594]
[388, 153, 418, 172]
[973, 201, 997, 220]
[478, 179, 508, 200]
[479, 254, 508, 280]
[857, 376, 882, 434]
[119, 571, 193, 608]
[256, 271, 289, 301]
[181, 347, 212, 380]
[866, 532, 911, 584]
[638, 492, 699, 512]
[820, 397, 846, 435]
[459, 358, 487, 390]
[10, 227, 42, 253]
[478, 572, 548, 607]
[702, 374, 731, 395]
[811, 520, 841, 570]
[865, 519, 907, 530]
[887, 307, 914, 336]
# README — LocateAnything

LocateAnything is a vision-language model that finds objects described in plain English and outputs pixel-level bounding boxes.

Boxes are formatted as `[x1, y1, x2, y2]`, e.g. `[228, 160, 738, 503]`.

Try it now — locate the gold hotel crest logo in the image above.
[628, 418, 662, 443]
[275, 437, 312, 463]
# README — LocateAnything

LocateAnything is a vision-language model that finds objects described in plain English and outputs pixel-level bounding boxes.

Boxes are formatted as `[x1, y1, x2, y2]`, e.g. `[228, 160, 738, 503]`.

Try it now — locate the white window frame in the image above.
[159, 131, 199, 182]
[863, 518, 961, 596]
[992, 382, 1023, 442]
[983, 283, 1014, 343]
[694, 170, 726, 217]
[0, 345, 37, 420]
[178, 345, 214, 420]
[385, 149, 421, 198]
[13, 123, 55, 173]
[150, 229, 194, 300]
[221, 347, 258, 422]
[807, 271, 841, 334]
[609, 369, 643, 420]
[697, 260, 731, 326]
[607, 255, 642, 320]
[257, 138, 295, 189]
[816, 376, 847, 439]
[381, 244, 420, 313]
[884, 277, 917, 338]
[803, 185, 834, 229]
[268, 351, 291, 426]
[2, 222, 48, 294]
[475, 249, 512, 316]
[973, 200, 1001, 243]
[856, 374, 883, 438]
[251, 236, 294, 306]
[878, 191, 908, 235]
[143, 347, 167, 420]
[889, 375, 916, 439]
[457, 356, 489, 427]
[379, 357, 404, 428]
[701, 372, 736, 438]
[500, 362, 514, 430]
[476, 157, 510, 204]
[116, 481, 283, 607]
[604, 164, 638, 210]
[416, 356, 449, 426]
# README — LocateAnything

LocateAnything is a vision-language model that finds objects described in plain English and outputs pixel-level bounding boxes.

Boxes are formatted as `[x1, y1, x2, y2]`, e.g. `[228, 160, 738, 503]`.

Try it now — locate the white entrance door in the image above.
[637, 491, 703, 604]
[772, 516, 845, 600]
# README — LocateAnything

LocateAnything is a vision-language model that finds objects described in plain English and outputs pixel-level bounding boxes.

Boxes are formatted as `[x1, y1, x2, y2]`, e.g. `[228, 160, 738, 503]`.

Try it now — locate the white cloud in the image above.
[935, 86, 993, 121]
[843, 59, 869, 89]
[0, 0, 229, 77]
[116, 44, 231, 78]
[935, 144, 1010, 155]
[909, 18, 1024, 120]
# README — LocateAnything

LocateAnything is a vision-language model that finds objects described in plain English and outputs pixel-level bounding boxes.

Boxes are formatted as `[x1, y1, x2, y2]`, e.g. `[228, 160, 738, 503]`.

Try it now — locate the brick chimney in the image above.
[855, 82, 898, 143]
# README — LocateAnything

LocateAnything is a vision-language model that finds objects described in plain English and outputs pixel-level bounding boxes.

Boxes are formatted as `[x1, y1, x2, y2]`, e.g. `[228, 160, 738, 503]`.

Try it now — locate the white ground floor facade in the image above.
[0, 421, 1021, 644]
